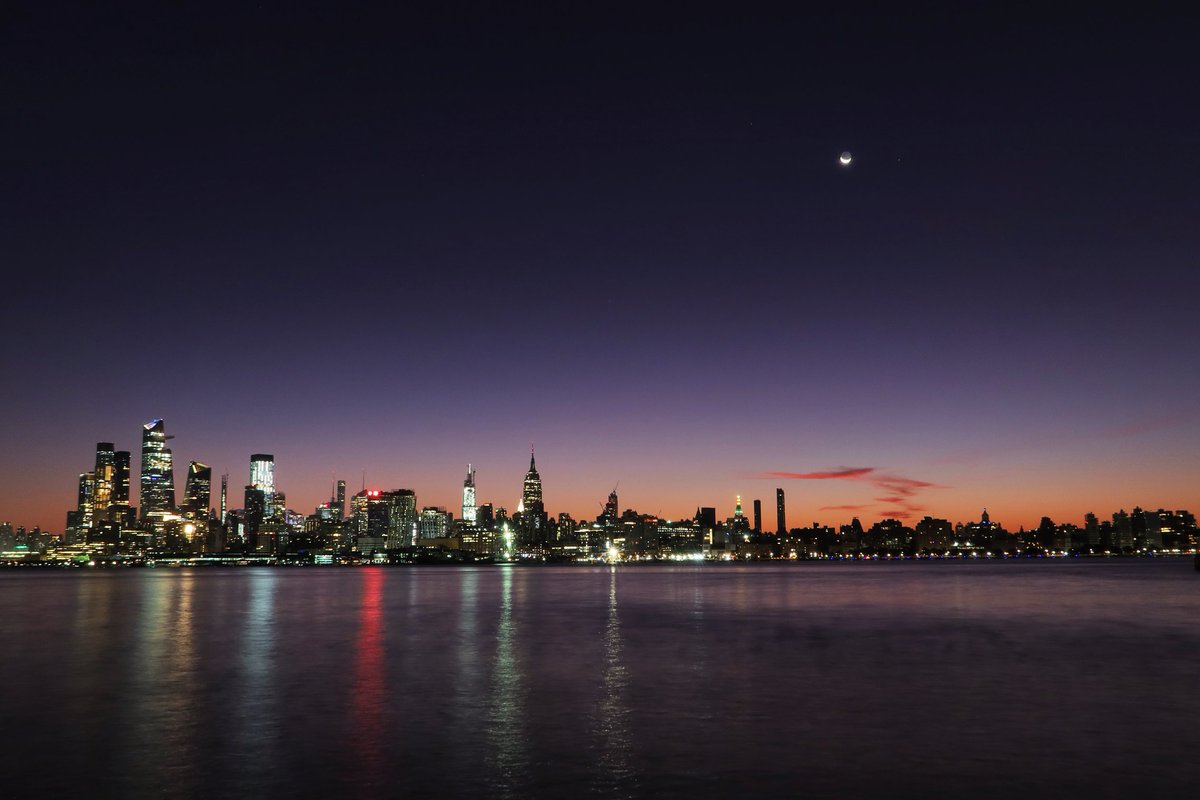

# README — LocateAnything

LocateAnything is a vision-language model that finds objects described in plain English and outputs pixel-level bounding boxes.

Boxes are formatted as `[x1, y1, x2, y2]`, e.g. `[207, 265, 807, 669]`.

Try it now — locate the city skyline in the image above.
[3, 7, 1198, 799]
[3, 5, 1198, 534]
[5, 413, 1197, 535]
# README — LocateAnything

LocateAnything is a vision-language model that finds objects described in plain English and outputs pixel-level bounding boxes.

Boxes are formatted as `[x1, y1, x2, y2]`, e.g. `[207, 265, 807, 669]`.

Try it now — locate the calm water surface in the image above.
[1, 561, 1197, 798]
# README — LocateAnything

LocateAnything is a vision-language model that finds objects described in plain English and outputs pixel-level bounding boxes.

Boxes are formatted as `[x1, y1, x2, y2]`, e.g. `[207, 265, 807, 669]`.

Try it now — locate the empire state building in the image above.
[520, 448, 546, 544]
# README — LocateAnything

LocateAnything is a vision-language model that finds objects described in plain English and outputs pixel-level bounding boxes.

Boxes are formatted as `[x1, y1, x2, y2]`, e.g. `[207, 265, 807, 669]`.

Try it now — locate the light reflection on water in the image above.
[228, 569, 279, 796]
[486, 565, 528, 798]
[352, 568, 385, 795]
[115, 572, 199, 796]
[593, 567, 634, 796]
[1, 560, 1198, 799]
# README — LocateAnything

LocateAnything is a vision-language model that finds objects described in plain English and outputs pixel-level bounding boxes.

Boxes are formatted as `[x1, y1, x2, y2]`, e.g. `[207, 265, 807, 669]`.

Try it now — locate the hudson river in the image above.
[2, 561, 1197, 798]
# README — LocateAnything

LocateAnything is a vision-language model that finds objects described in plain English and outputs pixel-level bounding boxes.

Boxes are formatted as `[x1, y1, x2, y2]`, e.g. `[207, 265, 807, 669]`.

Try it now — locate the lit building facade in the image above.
[112, 450, 131, 506]
[182, 461, 212, 519]
[519, 449, 546, 544]
[462, 465, 477, 524]
[250, 454, 276, 516]
[139, 419, 176, 519]
[419, 507, 451, 540]
[385, 490, 417, 548]
[92, 442, 116, 513]
[77, 471, 95, 529]
[352, 489, 392, 551]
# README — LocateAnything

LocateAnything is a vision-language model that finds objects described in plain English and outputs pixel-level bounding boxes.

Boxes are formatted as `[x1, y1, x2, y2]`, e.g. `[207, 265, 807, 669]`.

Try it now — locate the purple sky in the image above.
[2, 4, 1198, 531]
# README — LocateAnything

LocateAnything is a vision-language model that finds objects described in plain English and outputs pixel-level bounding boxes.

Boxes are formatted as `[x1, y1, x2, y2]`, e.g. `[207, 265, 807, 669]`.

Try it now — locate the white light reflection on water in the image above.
[451, 568, 485, 750]
[228, 569, 279, 795]
[593, 566, 635, 795]
[486, 565, 528, 797]
[118, 573, 199, 795]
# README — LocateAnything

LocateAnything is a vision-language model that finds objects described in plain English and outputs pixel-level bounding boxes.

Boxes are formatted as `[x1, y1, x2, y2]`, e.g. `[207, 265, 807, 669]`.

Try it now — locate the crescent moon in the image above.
[839, 152, 853, 165]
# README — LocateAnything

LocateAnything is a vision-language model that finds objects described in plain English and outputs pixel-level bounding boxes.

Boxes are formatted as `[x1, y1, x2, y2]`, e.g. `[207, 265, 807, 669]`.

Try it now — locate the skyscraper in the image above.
[139, 419, 176, 519]
[77, 471, 95, 529]
[182, 461, 212, 518]
[243, 485, 266, 542]
[384, 489, 417, 549]
[522, 449, 543, 512]
[776, 487, 786, 535]
[220, 473, 228, 520]
[462, 465, 477, 524]
[520, 449, 546, 544]
[753, 499, 762, 533]
[336, 479, 346, 519]
[92, 442, 116, 513]
[250, 454, 275, 516]
[602, 486, 619, 526]
[112, 450, 131, 505]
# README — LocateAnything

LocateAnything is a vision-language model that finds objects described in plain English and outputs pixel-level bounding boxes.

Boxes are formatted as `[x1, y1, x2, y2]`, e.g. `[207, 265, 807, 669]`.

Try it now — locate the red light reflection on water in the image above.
[352, 568, 385, 793]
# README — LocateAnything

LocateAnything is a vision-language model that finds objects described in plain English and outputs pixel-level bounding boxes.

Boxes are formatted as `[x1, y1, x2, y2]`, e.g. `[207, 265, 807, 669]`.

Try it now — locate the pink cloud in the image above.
[763, 467, 875, 480]
[758, 465, 944, 520]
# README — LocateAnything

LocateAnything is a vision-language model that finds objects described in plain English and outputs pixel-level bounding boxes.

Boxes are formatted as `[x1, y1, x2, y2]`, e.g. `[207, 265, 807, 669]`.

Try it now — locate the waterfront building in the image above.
[913, 516, 953, 552]
[139, 419, 176, 519]
[776, 488, 786, 535]
[753, 499, 762, 533]
[419, 507, 451, 540]
[384, 489, 417, 548]
[459, 525, 498, 556]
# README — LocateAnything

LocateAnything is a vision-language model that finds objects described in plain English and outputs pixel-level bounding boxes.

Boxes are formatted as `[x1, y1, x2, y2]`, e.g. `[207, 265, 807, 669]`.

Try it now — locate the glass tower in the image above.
[462, 465, 477, 524]
[92, 442, 116, 513]
[140, 419, 176, 519]
[250, 454, 275, 517]
[113, 450, 131, 505]
[183, 461, 212, 518]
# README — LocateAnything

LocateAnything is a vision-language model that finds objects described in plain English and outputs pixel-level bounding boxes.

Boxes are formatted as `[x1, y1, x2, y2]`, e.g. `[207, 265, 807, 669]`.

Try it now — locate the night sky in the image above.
[3, 3, 1198, 531]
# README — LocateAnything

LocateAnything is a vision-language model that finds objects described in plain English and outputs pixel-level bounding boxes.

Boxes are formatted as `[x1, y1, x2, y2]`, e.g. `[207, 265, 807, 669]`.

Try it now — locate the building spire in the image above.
[530, 444, 536, 471]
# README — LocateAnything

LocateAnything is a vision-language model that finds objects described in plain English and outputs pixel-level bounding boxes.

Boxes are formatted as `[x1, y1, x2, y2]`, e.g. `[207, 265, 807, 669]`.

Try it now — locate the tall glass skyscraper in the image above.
[112, 450, 131, 505]
[77, 471, 95, 528]
[183, 461, 212, 519]
[92, 442, 116, 513]
[462, 465, 477, 524]
[140, 419, 176, 519]
[250, 454, 275, 516]
[384, 489, 417, 549]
